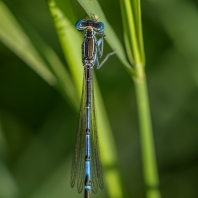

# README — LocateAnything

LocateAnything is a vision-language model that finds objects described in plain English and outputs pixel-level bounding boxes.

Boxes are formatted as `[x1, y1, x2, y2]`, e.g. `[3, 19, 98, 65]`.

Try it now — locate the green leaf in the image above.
[31, 33, 79, 108]
[0, 1, 78, 108]
[47, 0, 83, 96]
[0, 1, 56, 86]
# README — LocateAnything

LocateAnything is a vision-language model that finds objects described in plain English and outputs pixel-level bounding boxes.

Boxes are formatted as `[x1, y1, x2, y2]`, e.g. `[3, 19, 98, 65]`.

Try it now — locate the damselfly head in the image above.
[76, 19, 105, 32]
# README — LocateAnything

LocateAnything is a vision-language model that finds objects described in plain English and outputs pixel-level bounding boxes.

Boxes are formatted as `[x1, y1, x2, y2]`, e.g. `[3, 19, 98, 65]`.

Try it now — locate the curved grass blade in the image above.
[31, 32, 79, 108]
[0, 1, 56, 86]
[47, 0, 83, 97]
[0, 1, 78, 108]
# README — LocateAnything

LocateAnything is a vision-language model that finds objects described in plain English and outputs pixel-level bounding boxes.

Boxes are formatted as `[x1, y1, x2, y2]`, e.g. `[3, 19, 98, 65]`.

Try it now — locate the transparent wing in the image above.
[70, 72, 86, 193]
[91, 74, 104, 194]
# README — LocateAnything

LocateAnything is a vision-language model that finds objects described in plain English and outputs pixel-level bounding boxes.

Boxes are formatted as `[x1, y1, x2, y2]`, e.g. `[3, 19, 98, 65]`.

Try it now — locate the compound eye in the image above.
[75, 20, 86, 31]
[97, 22, 104, 32]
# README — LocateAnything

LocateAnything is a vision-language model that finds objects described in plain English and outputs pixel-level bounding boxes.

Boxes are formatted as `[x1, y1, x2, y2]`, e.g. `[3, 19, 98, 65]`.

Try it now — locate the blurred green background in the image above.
[1, 0, 198, 198]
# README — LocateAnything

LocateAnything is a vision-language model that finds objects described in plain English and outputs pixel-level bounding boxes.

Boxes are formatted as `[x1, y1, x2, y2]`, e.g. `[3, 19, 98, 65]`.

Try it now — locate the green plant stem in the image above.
[121, 0, 161, 196]
[133, 67, 161, 198]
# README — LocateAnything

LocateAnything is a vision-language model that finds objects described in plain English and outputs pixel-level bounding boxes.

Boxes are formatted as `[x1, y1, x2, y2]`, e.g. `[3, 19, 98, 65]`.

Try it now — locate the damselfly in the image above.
[70, 18, 116, 198]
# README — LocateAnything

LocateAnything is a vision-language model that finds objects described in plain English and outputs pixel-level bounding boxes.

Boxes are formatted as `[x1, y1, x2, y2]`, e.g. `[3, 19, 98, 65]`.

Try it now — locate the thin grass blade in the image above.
[47, 0, 83, 96]
[0, 1, 56, 86]
[0, 1, 78, 108]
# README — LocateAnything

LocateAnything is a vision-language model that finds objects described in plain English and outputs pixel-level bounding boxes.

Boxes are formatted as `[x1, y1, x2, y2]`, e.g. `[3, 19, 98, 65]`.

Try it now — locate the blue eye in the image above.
[97, 22, 104, 32]
[75, 20, 86, 31]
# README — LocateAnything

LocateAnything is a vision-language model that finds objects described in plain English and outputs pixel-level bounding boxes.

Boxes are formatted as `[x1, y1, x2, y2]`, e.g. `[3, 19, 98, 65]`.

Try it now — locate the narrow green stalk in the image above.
[133, 69, 161, 198]
[120, 0, 161, 197]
